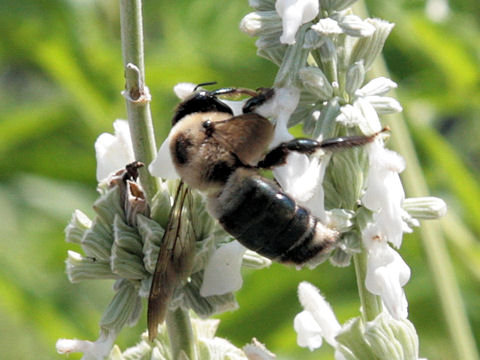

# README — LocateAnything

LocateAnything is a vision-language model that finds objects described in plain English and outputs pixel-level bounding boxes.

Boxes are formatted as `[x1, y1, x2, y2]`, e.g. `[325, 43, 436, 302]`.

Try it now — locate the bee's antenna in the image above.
[194, 81, 217, 91]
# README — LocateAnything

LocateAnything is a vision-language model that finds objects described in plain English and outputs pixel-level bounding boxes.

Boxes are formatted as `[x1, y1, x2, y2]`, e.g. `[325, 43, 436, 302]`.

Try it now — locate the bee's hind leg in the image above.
[257, 127, 389, 169]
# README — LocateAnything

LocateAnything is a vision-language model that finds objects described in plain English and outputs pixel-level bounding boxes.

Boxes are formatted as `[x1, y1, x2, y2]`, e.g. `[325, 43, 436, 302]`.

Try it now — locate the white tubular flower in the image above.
[337, 77, 402, 135]
[311, 18, 343, 36]
[355, 77, 398, 97]
[355, 77, 402, 115]
[294, 282, 341, 350]
[275, 0, 319, 44]
[200, 241, 247, 297]
[295, 310, 324, 350]
[95, 120, 135, 182]
[362, 140, 414, 248]
[362, 223, 411, 320]
[311, 12, 375, 39]
[56, 329, 117, 360]
[336, 14, 375, 37]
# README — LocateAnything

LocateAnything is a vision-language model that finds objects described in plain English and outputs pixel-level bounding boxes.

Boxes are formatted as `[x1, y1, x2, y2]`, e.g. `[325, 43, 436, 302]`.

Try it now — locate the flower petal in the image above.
[366, 95, 403, 114]
[298, 282, 341, 346]
[95, 120, 135, 182]
[56, 329, 117, 360]
[338, 14, 376, 37]
[356, 77, 397, 97]
[294, 310, 324, 351]
[311, 18, 343, 35]
[148, 135, 178, 180]
[364, 241, 411, 320]
[276, 0, 319, 44]
[362, 141, 407, 248]
[354, 98, 382, 134]
[200, 241, 247, 297]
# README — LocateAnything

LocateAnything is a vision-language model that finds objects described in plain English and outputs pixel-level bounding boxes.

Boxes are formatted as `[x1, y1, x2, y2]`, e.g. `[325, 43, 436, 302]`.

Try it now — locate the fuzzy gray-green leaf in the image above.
[111, 215, 148, 279]
[100, 279, 142, 332]
[336, 317, 378, 360]
[81, 219, 115, 260]
[137, 214, 165, 274]
[94, 186, 125, 232]
[364, 313, 419, 360]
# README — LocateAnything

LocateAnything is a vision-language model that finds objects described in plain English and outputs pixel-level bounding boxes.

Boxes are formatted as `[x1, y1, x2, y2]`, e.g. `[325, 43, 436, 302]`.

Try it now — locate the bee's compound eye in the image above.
[202, 119, 214, 136]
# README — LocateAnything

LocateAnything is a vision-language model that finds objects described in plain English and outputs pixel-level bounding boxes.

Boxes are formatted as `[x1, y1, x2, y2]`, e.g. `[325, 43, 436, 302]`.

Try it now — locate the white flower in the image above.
[336, 77, 402, 135]
[275, 154, 330, 223]
[56, 329, 117, 360]
[336, 14, 376, 37]
[362, 140, 415, 248]
[294, 310, 324, 351]
[95, 120, 135, 182]
[355, 77, 398, 97]
[200, 241, 247, 297]
[311, 13, 375, 38]
[294, 282, 341, 350]
[362, 223, 411, 320]
[311, 17, 343, 35]
[255, 85, 300, 146]
[275, 0, 319, 44]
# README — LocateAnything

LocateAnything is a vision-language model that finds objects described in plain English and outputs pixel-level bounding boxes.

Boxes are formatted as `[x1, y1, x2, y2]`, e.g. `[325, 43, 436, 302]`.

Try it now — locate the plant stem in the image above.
[354, 2, 479, 359]
[119, 0, 159, 203]
[119, 1, 196, 357]
[166, 308, 197, 360]
[353, 251, 382, 322]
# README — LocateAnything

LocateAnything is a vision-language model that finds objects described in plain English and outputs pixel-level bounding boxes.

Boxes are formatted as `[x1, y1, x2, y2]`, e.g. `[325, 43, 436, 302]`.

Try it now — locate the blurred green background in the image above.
[1, 0, 479, 359]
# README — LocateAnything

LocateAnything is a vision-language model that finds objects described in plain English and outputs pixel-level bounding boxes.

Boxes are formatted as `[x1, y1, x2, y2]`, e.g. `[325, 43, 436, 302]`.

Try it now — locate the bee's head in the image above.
[172, 83, 234, 126]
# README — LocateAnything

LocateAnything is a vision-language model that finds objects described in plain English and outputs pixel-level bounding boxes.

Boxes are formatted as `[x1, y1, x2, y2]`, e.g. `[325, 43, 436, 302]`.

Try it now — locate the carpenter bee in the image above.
[147, 84, 385, 339]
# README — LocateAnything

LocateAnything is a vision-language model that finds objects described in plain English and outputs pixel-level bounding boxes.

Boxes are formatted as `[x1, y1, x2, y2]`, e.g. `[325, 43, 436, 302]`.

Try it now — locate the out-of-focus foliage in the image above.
[0, 0, 479, 359]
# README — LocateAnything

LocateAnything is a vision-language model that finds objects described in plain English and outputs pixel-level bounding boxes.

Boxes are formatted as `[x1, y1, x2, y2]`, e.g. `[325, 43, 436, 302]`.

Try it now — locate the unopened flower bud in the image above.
[403, 196, 447, 220]
[299, 67, 334, 100]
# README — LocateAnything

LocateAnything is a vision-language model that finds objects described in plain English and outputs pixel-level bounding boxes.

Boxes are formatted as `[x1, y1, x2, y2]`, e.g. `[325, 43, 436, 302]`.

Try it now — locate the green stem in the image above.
[353, 251, 382, 322]
[119, 0, 159, 203]
[165, 308, 197, 360]
[354, 2, 479, 359]
[119, 1, 196, 357]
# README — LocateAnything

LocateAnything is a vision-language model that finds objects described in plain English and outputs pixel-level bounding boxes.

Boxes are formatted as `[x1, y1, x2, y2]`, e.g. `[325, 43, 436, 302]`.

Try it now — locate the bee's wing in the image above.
[147, 181, 195, 341]
[212, 113, 274, 165]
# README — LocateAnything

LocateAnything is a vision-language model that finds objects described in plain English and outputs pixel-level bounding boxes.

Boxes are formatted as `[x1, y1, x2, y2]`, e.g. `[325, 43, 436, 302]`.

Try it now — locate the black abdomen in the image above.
[209, 171, 338, 265]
